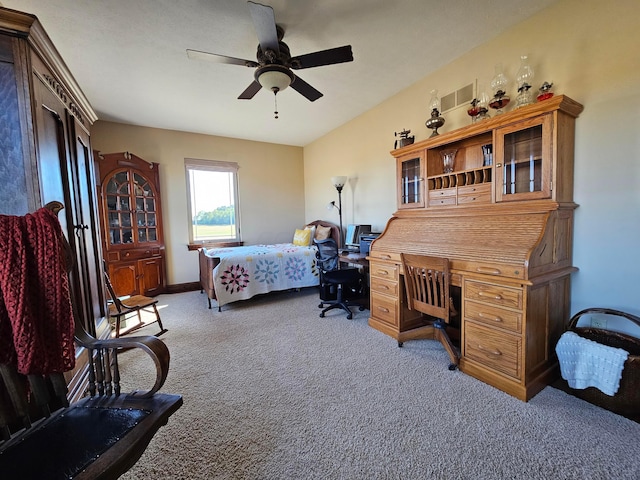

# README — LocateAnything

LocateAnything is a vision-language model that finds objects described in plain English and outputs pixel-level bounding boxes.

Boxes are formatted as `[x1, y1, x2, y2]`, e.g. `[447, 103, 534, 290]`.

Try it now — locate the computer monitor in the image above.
[345, 224, 371, 249]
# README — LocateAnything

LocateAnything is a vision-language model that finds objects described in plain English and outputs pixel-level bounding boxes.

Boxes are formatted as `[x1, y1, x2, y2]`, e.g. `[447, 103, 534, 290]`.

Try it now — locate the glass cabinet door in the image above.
[105, 171, 133, 245]
[397, 151, 425, 209]
[133, 173, 158, 243]
[495, 114, 552, 202]
[104, 169, 159, 247]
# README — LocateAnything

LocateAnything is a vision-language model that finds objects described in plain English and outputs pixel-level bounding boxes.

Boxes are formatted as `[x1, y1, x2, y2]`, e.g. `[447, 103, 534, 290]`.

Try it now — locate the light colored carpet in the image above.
[119, 289, 640, 480]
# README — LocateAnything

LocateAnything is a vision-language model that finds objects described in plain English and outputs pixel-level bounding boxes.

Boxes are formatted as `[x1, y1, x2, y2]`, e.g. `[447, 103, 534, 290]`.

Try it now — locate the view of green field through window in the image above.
[189, 168, 236, 241]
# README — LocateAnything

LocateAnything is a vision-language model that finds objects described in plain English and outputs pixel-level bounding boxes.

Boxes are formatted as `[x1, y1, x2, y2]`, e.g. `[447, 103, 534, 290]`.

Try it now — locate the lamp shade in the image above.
[256, 65, 294, 93]
[331, 176, 347, 188]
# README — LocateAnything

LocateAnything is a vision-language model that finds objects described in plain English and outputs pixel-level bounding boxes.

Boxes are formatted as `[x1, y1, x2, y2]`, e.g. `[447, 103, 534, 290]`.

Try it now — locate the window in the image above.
[185, 158, 240, 244]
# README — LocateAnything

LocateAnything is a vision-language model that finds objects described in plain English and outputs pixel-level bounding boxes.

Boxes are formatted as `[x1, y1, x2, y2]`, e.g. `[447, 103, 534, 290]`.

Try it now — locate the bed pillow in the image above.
[315, 225, 332, 241]
[304, 225, 316, 246]
[293, 228, 312, 246]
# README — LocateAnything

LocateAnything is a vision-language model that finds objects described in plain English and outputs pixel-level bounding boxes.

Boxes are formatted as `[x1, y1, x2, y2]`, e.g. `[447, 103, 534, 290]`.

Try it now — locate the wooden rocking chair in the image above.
[104, 264, 167, 338]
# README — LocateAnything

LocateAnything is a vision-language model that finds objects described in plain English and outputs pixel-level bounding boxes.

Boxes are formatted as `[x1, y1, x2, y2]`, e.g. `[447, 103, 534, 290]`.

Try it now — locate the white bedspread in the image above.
[204, 243, 319, 307]
[555, 331, 629, 396]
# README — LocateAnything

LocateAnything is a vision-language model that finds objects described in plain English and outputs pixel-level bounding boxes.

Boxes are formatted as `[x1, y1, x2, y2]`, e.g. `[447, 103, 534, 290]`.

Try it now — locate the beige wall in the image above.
[303, 0, 640, 317]
[91, 122, 304, 286]
[92, 0, 640, 320]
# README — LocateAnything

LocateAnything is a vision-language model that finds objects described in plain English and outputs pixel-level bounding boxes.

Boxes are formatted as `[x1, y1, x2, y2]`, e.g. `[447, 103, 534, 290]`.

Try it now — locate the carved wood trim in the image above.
[40, 72, 86, 126]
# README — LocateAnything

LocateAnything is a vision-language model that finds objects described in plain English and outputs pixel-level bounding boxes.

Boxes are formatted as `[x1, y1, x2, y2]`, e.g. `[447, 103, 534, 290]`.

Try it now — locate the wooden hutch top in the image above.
[373, 95, 584, 286]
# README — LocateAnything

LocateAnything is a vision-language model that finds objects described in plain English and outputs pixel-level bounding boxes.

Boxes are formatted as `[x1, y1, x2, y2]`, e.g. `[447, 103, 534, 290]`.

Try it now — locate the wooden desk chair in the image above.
[400, 253, 460, 370]
[104, 267, 167, 338]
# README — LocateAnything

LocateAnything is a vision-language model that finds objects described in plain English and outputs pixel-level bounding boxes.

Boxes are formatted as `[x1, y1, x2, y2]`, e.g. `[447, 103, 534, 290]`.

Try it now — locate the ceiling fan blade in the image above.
[238, 80, 262, 100]
[290, 45, 353, 70]
[290, 75, 323, 102]
[187, 49, 258, 67]
[248, 1, 280, 56]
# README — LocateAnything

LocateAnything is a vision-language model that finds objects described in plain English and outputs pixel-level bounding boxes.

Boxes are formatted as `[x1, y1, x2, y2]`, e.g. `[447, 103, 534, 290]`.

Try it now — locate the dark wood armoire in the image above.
[0, 7, 107, 399]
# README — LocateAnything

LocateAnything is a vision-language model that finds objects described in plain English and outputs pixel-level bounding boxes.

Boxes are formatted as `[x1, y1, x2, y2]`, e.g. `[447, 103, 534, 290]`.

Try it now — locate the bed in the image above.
[199, 220, 340, 310]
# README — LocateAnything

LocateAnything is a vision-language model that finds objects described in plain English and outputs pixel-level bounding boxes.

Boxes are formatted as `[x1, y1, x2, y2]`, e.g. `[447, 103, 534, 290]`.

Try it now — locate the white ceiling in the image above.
[2, 0, 558, 146]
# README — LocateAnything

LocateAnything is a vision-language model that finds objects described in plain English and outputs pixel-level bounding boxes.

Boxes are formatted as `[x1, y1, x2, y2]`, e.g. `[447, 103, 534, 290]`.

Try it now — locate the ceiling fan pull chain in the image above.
[274, 92, 279, 119]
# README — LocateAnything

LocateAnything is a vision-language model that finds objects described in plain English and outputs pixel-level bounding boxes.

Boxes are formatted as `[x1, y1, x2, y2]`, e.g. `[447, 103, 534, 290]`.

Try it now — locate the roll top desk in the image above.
[369, 96, 583, 401]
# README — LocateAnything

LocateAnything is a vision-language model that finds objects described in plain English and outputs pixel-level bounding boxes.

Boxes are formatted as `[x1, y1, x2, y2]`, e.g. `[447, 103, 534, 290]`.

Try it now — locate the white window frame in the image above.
[185, 158, 241, 244]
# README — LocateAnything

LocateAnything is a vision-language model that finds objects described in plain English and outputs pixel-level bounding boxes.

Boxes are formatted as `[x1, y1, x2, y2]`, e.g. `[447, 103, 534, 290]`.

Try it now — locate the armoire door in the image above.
[31, 69, 104, 336]
[69, 116, 107, 336]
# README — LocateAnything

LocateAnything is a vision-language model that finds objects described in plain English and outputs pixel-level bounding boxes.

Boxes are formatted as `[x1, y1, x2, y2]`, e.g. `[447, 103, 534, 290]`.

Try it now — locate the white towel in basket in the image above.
[555, 331, 629, 396]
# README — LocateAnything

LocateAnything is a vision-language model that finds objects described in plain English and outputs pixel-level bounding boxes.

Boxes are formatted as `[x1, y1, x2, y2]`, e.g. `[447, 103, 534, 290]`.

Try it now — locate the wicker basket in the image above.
[559, 308, 640, 419]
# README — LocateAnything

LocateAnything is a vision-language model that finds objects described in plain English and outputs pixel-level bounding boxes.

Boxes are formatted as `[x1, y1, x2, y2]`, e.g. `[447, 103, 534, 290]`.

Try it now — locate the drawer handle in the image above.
[478, 312, 503, 323]
[380, 254, 391, 260]
[477, 344, 502, 357]
[377, 306, 390, 313]
[125, 252, 130, 257]
[377, 284, 390, 290]
[478, 291, 503, 301]
[377, 270, 389, 276]
[476, 267, 501, 275]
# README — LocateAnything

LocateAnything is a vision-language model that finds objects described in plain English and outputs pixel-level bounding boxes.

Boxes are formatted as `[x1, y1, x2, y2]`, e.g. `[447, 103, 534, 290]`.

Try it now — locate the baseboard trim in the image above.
[165, 282, 201, 294]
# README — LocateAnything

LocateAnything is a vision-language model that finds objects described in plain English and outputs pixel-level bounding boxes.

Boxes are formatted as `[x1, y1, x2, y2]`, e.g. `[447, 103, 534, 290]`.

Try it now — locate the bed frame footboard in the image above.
[199, 248, 220, 310]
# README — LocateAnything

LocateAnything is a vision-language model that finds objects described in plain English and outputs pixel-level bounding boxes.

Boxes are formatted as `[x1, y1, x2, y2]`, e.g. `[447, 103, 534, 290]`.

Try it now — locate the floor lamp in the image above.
[328, 176, 347, 248]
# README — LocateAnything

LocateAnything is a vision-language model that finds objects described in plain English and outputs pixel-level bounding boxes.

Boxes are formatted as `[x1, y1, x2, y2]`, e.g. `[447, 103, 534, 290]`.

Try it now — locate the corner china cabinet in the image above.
[0, 7, 107, 399]
[96, 152, 166, 297]
[370, 95, 583, 401]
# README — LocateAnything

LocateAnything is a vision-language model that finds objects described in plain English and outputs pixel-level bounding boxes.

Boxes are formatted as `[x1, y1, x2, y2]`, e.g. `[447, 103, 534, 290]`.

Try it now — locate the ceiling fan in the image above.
[187, 1, 353, 116]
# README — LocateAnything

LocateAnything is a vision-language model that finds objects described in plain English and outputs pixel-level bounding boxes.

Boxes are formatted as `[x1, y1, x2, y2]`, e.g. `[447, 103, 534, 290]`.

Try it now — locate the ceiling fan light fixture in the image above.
[256, 65, 294, 93]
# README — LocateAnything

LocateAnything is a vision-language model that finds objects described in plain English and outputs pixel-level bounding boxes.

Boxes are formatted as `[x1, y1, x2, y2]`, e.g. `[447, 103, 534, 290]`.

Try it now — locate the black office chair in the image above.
[314, 238, 366, 319]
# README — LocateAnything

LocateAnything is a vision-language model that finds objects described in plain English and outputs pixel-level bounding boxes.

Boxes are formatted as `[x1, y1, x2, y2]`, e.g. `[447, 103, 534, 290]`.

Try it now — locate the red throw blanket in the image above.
[0, 207, 75, 375]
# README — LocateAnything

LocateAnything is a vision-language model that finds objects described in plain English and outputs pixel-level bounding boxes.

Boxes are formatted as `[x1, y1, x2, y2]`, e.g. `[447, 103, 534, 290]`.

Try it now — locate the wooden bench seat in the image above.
[0, 328, 183, 479]
[0, 202, 182, 479]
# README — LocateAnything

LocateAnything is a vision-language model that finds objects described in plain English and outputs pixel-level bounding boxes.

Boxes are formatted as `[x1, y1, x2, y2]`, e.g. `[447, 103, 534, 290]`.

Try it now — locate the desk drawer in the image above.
[428, 188, 457, 207]
[457, 184, 491, 205]
[453, 260, 525, 280]
[465, 323, 521, 379]
[464, 280, 522, 310]
[368, 251, 401, 263]
[428, 195, 457, 207]
[465, 300, 522, 333]
[370, 276, 398, 296]
[370, 291, 398, 327]
[369, 261, 399, 281]
[428, 187, 456, 198]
